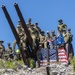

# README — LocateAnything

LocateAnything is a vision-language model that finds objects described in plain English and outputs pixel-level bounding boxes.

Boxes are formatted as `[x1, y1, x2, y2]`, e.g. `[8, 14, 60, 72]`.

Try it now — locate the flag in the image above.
[58, 48, 68, 65]
[40, 47, 68, 66]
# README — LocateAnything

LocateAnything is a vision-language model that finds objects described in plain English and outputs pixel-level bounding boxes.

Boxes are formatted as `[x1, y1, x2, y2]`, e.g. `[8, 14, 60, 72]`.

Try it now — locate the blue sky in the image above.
[0, 0, 75, 54]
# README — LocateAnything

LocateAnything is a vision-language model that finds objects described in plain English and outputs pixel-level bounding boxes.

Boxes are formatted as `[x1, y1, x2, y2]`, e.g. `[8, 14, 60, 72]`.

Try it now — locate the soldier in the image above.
[58, 19, 67, 33]
[0, 40, 5, 59]
[46, 31, 51, 40]
[17, 20, 25, 31]
[39, 31, 46, 48]
[34, 22, 42, 34]
[5, 43, 13, 61]
[16, 24, 27, 50]
[45, 31, 52, 48]
[26, 18, 31, 28]
[67, 28, 73, 43]
[28, 24, 37, 49]
[51, 30, 57, 49]
[16, 25, 23, 37]
[66, 28, 74, 59]
[36, 45, 43, 67]
[51, 30, 56, 41]
[5, 43, 12, 54]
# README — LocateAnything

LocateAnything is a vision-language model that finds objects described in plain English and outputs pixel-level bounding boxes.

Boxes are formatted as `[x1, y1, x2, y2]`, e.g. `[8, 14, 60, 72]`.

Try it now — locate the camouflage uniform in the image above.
[36, 45, 43, 67]
[34, 22, 42, 34]
[45, 31, 52, 48]
[5, 43, 12, 54]
[63, 31, 68, 43]
[16, 25, 27, 50]
[0, 40, 5, 59]
[51, 30, 57, 49]
[28, 24, 37, 49]
[5, 43, 13, 60]
[12, 40, 22, 60]
[67, 29, 73, 43]
[67, 29, 74, 58]
[39, 31, 46, 48]
[58, 19, 67, 33]
[26, 18, 31, 28]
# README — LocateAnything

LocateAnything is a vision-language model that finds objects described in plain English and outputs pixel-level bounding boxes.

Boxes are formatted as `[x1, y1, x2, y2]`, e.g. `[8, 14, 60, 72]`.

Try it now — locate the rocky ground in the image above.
[0, 62, 75, 75]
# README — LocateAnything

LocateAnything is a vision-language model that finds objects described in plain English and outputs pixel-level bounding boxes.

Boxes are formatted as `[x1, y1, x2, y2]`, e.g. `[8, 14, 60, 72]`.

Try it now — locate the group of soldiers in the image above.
[0, 41, 13, 61]
[57, 19, 74, 57]
[0, 18, 74, 67]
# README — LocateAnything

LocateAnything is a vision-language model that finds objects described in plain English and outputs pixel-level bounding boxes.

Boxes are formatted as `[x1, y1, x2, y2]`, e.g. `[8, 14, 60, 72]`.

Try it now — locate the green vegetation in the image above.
[29, 58, 36, 68]
[70, 56, 75, 72]
[0, 60, 24, 69]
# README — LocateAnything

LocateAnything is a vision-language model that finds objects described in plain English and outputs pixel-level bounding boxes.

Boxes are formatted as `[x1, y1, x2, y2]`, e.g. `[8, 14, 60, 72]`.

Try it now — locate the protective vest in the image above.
[58, 24, 67, 31]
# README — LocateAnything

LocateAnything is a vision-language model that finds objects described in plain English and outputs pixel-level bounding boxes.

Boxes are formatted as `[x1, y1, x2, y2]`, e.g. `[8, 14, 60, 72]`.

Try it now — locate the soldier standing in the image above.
[5, 43, 12, 54]
[46, 31, 51, 40]
[66, 29, 74, 60]
[51, 30, 57, 49]
[16, 24, 27, 50]
[58, 19, 67, 34]
[6, 43, 14, 60]
[67, 28, 73, 43]
[26, 18, 31, 28]
[0, 40, 5, 59]
[39, 31, 46, 48]
[34, 22, 42, 34]
[45, 31, 52, 48]
[28, 24, 37, 49]
[36, 45, 43, 67]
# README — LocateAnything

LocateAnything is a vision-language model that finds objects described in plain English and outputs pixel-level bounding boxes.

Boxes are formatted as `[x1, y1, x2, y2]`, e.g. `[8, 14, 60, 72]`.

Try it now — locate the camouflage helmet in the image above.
[58, 19, 63, 22]
[68, 28, 71, 31]
[35, 22, 38, 25]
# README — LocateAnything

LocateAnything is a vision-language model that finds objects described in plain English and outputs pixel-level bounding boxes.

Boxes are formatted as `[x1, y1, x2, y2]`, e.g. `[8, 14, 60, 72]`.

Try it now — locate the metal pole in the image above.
[46, 67, 50, 75]
[1, 5, 26, 65]
[46, 46, 50, 75]
[14, 3, 33, 51]
[56, 46, 58, 62]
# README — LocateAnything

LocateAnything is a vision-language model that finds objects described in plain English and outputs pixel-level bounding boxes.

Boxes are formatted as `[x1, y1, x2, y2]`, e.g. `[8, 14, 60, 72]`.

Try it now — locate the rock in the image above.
[0, 63, 75, 75]
[51, 71, 58, 75]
